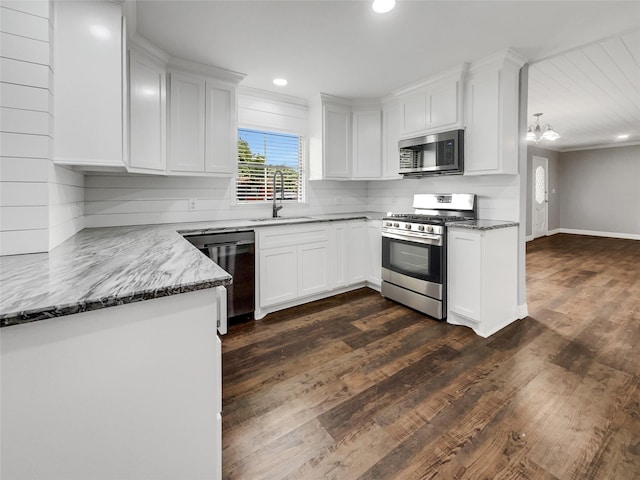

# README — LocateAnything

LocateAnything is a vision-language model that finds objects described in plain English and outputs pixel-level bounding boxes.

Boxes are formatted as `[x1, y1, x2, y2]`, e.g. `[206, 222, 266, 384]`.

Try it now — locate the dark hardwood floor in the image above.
[222, 234, 640, 479]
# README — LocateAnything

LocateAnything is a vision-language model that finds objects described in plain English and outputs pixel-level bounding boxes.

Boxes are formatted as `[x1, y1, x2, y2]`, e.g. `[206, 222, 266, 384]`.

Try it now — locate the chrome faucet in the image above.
[272, 169, 284, 217]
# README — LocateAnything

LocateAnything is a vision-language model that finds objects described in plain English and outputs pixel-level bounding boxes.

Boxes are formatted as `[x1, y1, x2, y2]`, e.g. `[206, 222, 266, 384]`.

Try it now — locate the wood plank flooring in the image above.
[222, 233, 640, 479]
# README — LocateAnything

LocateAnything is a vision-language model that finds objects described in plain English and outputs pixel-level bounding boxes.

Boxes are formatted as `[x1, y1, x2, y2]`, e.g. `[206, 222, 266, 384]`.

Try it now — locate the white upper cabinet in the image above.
[309, 95, 386, 181]
[464, 50, 526, 176]
[309, 94, 350, 180]
[167, 64, 242, 176]
[128, 39, 167, 173]
[205, 79, 237, 175]
[54, 0, 127, 167]
[167, 71, 206, 173]
[324, 98, 352, 179]
[351, 108, 382, 179]
[394, 65, 466, 139]
[381, 100, 402, 180]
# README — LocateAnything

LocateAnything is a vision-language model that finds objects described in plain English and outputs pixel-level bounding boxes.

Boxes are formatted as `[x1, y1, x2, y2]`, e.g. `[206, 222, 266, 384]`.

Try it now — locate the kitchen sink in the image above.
[250, 216, 314, 222]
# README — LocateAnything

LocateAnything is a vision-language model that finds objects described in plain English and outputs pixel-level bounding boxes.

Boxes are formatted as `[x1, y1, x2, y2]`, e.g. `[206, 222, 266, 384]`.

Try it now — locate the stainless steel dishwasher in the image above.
[184, 231, 255, 322]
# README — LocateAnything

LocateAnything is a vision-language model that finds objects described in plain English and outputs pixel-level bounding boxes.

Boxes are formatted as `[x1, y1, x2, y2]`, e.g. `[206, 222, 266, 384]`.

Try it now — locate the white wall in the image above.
[1, 1, 52, 255]
[558, 144, 640, 238]
[368, 175, 521, 221]
[0, 0, 84, 255]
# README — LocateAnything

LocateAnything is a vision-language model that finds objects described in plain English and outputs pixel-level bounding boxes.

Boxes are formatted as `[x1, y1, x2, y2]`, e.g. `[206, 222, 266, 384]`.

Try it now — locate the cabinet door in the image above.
[352, 110, 381, 179]
[367, 220, 382, 287]
[298, 242, 330, 297]
[129, 50, 166, 172]
[381, 103, 402, 179]
[347, 221, 368, 285]
[168, 72, 205, 172]
[323, 102, 351, 178]
[259, 246, 297, 307]
[205, 79, 236, 175]
[464, 71, 500, 174]
[429, 81, 458, 129]
[401, 91, 427, 135]
[448, 230, 482, 321]
[54, 0, 125, 166]
[331, 223, 348, 289]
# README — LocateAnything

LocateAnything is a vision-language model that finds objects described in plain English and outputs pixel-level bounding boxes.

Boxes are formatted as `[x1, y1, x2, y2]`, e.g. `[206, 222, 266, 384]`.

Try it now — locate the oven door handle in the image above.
[382, 231, 443, 246]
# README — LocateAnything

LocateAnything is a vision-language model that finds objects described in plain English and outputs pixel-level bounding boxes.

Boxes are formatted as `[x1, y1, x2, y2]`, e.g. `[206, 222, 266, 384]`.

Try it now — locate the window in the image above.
[236, 128, 305, 203]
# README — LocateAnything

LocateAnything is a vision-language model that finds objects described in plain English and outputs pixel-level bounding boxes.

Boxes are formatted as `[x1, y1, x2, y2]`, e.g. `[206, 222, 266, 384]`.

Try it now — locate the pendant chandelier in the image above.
[527, 113, 560, 143]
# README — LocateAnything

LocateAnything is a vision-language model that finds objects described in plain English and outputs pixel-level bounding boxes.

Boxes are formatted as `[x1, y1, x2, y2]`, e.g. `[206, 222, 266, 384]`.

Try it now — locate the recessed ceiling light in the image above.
[372, 0, 396, 13]
[273, 78, 288, 87]
[617, 134, 630, 139]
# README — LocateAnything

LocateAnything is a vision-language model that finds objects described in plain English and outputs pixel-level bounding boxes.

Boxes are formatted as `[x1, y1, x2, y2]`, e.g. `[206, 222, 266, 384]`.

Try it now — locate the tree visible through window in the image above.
[236, 128, 304, 203]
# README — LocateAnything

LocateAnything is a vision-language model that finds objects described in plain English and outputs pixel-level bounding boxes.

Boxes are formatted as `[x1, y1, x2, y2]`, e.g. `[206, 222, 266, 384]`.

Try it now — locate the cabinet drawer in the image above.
[258, 224, 330, 249]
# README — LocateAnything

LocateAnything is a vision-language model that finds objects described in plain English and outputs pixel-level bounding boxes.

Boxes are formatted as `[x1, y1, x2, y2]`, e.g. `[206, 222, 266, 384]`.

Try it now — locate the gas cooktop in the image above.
[384, 213, 472, 225]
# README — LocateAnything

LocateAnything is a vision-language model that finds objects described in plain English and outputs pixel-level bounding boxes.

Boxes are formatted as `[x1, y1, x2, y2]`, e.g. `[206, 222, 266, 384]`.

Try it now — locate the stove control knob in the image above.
[426, 225, 434, 233]
[405, 224, 412, 230]
[418, 225, 425, 232]
[385, 222, 392, 227]
[393, 222, 399, 228]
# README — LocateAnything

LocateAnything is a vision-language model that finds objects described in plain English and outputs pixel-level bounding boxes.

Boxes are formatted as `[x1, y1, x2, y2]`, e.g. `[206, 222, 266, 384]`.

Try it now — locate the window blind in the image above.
[236, 128, 304, 203]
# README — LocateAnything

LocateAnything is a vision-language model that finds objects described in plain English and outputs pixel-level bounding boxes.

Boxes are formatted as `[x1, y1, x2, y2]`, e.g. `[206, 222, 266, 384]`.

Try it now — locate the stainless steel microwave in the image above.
[399, 129, 464, 176]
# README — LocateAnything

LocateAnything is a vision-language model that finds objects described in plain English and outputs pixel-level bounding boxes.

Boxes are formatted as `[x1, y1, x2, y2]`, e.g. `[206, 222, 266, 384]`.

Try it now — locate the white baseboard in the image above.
[547, 228, 561, 236]
[516, 303, 529, 319]
[525, 235, 534, 242]
[558, 228, 640, 241]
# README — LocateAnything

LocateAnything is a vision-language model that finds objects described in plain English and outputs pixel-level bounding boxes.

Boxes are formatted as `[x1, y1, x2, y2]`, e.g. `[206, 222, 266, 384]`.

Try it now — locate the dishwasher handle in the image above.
[203, 240, 254, 249]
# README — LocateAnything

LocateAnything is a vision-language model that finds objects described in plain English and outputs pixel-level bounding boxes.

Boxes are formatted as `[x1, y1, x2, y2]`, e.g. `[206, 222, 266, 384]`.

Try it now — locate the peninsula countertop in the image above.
[0, 212, 384, 327]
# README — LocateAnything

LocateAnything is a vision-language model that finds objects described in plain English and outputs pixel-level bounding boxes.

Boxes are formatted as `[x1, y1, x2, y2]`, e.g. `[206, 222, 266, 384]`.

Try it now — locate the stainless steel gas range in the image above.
[381, 193, 477, 320]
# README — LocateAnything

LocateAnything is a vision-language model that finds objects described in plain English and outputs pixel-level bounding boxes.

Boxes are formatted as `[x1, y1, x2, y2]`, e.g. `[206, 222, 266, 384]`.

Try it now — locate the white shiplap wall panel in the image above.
[367, 175, 520, 221]
[0, 132, 51, 158]
[0, 31, 49, 65]
[0, 157, 49, 182]
[0, 57, 50, 88]
[0, 205, 48, 230]
[0, 229, 49, 255]
[48, 162, 85, 249]
[0, 182, 48, 206]
[84, 174, 369, 228]
[0, 4, 49, 40]
[1, 1, 50, 18]
[1, 1, 85, 255]
[1, 107, 50, 135]
[0, 82, 49, 110]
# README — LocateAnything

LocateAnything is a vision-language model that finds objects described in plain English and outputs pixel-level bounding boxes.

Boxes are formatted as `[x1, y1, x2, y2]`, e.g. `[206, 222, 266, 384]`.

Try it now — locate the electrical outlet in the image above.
[188, 198, 197, 211]
[334, 196, 343, 205]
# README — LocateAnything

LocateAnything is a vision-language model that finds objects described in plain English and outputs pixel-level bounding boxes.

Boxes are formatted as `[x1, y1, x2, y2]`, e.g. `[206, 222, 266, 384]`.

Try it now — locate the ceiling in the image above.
[133, 0, 640, 150]
[528, 29, 640, 151]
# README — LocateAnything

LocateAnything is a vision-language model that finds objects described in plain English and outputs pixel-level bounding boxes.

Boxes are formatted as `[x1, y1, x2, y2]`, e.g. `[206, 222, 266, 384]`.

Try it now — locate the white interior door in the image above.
[532, 156, 549, 239]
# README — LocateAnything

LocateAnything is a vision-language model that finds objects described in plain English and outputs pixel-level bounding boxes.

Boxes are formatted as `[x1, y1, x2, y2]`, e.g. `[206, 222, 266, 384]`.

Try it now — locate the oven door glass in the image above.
[382, 235, 442, 284]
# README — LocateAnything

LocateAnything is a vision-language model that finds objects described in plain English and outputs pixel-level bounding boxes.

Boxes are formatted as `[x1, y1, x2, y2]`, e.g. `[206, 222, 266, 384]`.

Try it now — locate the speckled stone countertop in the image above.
[447, 219, 519, 230]
[0, 212, 384, 327]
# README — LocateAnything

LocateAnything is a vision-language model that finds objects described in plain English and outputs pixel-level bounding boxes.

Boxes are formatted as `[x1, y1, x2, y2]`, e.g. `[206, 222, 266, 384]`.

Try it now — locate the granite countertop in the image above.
[0, 212, 383, 327]
[447, 219, 519, 230]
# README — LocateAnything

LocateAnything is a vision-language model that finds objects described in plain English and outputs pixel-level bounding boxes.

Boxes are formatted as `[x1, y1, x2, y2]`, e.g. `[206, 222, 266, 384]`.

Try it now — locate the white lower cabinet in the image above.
[367, 220, 382, 288]
[298, 241, 331, 297]
[259, 246, 298, 306]
[447, 226, 518, 337]
[257, 219, 375, 318]
[257, 224, 331, 311]
[330, 222, 348, 288]
[347, 221, 368, 284]
[331, 220, 369, 288]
